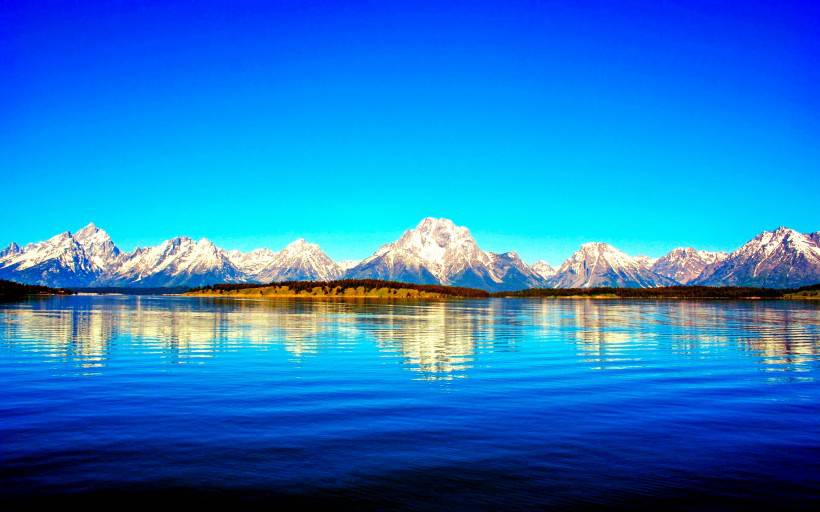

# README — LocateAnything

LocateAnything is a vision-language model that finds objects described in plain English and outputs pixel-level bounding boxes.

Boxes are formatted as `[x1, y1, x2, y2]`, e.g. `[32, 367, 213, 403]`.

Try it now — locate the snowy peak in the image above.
[2, 229, 83, 272]
[633, 255, 657, 268]
[0, 226, 105, 287]
[280, 238, 318, 254]
[350, 218, 543, 290]
[73, 223, 121, 269]
[338, 259, 360, 272]
[227, 248, 278, 276]
[255, 239, 342, 282]
[3, 222, 818, 290]
[651, 247, 728, 285]
[347, 218, 546, 291]
[574, 242, 638, 269]
[531, 260, 556, 279]
[745, 227, 810, 257]
[417, 217, 469, 238]
[383, 217, 487, 277]
[549, 242, 675, 288]
[101, 236, 245, 287]
[74, 222, 100, 239]
[694, 227, 820, 288]
[488, 251, 547, 290]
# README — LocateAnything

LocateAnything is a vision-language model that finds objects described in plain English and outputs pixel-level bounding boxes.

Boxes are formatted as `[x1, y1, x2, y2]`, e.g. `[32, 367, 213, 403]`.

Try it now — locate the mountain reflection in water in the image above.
[1, 296, 817, 378]
[1, 295, 819, 508]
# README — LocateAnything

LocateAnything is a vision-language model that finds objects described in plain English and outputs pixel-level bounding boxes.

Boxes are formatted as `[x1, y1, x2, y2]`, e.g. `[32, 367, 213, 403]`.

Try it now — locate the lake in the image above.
[1, 295, 819, 509]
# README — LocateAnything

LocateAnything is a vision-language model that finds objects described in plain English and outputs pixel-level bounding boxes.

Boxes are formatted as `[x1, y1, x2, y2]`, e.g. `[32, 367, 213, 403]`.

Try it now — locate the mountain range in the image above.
[1, 218, 818, 290]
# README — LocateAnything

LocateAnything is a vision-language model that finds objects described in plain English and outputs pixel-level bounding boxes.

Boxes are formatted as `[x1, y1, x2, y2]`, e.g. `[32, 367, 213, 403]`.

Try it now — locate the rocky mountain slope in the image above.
[692, 227, 820, 288]
[0, 226, 108, 287]
[651, 248, 728, 285]
[344, 218, 547, 292]
[547, 242, 676, 288]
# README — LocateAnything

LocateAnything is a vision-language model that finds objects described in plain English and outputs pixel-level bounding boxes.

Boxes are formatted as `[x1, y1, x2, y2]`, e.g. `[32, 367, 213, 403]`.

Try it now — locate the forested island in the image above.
[185, 281, 820, 300]
[186, 279, 491, 299]
[2, 278, 817, 301]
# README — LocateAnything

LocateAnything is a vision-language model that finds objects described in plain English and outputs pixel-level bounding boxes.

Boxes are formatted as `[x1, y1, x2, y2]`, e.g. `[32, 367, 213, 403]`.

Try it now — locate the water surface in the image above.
[1, 296, 819, 508]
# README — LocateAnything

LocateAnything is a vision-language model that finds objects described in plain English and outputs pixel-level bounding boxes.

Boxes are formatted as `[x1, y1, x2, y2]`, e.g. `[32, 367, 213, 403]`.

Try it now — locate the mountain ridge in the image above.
[1, 220, 818, 290]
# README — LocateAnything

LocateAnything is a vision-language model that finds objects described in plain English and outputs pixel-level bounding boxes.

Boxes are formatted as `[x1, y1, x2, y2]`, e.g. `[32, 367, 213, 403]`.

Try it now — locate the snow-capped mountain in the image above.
[227, 240, 342, 282]
[345, 218, 547, 291]
[548, 242, 676, 288]
[633, 255, 657, 268]
[651, 248, 728, 285]
[337, 259, 361, 272]
[0, 224, 345, 288]
[100, 237, 246, 287]
[489, 252, 548, 291]
[530, 260, 557, 280]
[0, 224, 120, 287]
[692, 227, 820, 288]
[254, 239, 342, 282]
[226, 248, 278, 277]
[2, 222, 818, 289]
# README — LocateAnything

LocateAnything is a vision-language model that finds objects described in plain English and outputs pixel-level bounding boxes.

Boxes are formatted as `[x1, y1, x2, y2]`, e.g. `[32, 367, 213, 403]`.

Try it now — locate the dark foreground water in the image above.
[1, 296, 819, 509]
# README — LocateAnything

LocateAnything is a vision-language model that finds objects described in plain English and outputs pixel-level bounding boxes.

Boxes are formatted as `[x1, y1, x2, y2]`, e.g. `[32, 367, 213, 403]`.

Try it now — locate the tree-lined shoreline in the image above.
[0, 279, 74, 300]
[186, 280, 491, 299]
[3, 278, 818, 301]
[185, 280, 820, 300]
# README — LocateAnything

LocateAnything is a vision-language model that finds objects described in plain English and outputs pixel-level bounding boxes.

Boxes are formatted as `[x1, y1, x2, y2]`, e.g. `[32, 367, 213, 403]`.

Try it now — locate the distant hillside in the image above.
[493, 285, 820, 299]
[0, 279, 74, 299]
[186, 279, 490, 299]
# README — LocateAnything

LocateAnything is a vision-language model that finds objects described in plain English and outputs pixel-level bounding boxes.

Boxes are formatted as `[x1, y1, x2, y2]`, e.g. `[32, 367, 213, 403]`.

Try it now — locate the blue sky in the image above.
[2, 0, 818, 264]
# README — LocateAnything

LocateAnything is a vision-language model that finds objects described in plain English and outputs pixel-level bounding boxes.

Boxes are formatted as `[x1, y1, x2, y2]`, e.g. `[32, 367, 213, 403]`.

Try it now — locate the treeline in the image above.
[0, 279, 74, 299]
[492, 284, 820, 299]
[190, 279, 491, 298]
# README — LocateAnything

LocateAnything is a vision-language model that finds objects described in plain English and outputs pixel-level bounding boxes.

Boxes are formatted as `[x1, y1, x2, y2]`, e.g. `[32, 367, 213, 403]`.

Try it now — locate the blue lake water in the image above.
[1, 295, 819, 509]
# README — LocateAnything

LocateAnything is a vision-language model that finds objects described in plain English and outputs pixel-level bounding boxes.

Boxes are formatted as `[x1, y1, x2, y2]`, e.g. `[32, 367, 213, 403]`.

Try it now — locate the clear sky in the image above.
[2, 0, 818, 264]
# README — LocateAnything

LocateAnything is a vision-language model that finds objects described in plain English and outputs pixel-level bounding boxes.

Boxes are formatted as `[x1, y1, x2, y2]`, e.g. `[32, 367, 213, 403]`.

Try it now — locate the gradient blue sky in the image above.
[2, 0, 818, 264]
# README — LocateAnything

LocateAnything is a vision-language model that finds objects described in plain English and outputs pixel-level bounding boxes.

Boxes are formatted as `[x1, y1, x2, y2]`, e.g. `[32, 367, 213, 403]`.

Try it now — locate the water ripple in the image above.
[1, 296, 819, 507]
